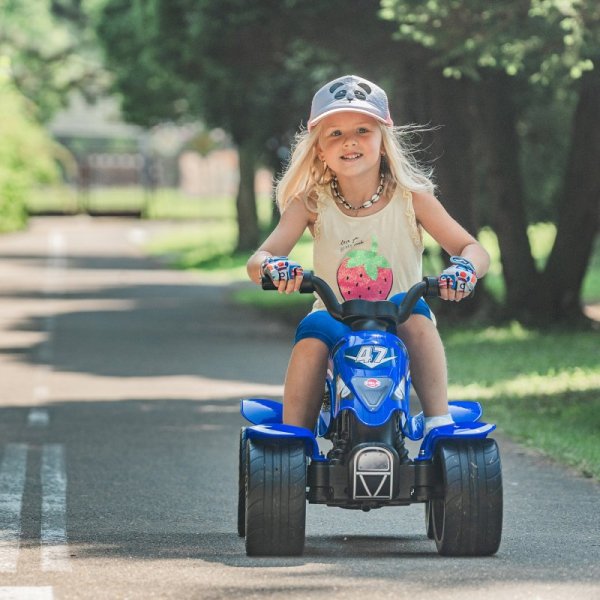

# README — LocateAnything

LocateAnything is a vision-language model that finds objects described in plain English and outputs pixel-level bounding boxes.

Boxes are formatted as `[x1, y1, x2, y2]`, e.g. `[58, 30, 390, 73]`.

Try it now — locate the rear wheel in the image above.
[245, 439, 307, 556]
[237, 427, 248, 537]
[431, 438, 503, 556]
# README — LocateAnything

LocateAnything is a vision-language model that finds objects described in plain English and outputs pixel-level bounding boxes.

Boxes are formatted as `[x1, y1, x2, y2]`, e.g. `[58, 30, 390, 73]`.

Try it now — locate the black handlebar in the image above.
[261, 271, 439, 331]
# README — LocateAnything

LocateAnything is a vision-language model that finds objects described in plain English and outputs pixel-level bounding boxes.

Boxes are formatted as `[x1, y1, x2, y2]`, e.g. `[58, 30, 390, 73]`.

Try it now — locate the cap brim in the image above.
[308, 107, 393, 131]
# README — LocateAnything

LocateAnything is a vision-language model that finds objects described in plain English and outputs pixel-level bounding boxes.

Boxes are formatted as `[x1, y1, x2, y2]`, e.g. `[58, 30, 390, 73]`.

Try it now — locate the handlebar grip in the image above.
[260, 272, 316, 293]
[423, 276, 440, 298]
[261, 276, 277, 291]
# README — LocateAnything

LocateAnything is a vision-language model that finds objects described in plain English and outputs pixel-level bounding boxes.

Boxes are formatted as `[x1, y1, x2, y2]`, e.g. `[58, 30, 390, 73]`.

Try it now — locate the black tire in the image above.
[425, 501, 434, 539]
[237, 427, 248, 537]
[245, 439, 307, 556]
[431, 438, 503, 556]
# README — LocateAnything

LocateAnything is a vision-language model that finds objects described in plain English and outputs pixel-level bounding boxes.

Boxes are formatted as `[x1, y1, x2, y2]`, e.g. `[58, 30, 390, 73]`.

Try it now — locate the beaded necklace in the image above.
[331, 172, 385, 211]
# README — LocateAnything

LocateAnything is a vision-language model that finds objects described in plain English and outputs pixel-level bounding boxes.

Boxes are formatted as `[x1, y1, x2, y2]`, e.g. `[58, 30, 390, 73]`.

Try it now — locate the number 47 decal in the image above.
[350, 345, 395, 368]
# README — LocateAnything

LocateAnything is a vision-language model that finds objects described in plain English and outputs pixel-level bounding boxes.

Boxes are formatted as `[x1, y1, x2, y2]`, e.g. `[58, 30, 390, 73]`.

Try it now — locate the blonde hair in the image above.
[275, 121, 435, 214]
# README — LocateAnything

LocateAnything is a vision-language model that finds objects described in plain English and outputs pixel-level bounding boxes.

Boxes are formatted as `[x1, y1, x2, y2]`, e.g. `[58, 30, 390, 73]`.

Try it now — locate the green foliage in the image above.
[379, 1, 599, 221]
[380, 0, 600, 84]
[0, 76, 58, 232]
[0, 0, 109, 120]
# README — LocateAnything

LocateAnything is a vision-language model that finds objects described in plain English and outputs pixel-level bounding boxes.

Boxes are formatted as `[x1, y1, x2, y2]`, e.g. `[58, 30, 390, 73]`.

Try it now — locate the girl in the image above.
[246, 75, 489, 435]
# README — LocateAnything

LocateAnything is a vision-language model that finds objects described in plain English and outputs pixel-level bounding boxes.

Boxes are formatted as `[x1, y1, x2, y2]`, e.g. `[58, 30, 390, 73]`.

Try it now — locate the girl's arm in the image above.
[413, 191, 490, 277]
[246, 197, 313, 287]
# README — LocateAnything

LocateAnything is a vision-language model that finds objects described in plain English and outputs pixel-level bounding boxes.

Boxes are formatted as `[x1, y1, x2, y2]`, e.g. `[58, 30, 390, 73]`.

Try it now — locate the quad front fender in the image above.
[241, 398, 283, 425]
[246, 424, 324, 462]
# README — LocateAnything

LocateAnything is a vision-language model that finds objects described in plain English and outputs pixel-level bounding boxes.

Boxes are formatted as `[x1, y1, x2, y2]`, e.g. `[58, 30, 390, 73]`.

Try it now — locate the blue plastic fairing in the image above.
[404, 400, 484, 440]
[241, 398, 283, 425]
[415, 421, 496, 461]
[331, 331, 410, 427]
[246, 424, 324, 461]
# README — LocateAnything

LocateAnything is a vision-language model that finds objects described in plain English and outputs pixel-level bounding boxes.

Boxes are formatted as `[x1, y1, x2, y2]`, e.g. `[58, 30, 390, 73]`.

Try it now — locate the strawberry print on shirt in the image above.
[337, 236, 393, 300]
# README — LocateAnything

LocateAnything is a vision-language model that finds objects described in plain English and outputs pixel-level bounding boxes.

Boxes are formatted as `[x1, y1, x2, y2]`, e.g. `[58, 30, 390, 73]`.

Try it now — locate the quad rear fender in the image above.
[405, 400, 484, 440]
[416, 422, 496, 461]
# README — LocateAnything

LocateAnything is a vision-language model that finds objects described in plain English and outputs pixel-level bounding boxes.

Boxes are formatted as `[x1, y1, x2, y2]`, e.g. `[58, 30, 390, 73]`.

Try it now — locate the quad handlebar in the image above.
[262, 271, 439, 332]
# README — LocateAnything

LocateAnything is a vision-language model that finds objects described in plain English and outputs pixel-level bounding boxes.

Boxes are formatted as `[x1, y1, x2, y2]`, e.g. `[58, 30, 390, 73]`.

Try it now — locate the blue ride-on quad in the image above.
[238, 272, 502, 557]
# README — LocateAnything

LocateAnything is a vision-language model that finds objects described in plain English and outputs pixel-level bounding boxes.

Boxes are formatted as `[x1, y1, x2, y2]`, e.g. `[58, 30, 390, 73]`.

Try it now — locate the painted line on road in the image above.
[27, 409, 49, 428]
[128, 227, 148, 245]
[0, 445, 28, 573]
[33, 385, 49, 403]
[42, 231, 67, 295]
[0, 588, 53, 600]
[41, 444, 71, 572]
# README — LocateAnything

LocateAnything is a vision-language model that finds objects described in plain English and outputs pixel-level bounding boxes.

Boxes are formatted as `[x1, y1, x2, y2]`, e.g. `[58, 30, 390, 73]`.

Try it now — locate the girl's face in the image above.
[317, 112, 383, 181]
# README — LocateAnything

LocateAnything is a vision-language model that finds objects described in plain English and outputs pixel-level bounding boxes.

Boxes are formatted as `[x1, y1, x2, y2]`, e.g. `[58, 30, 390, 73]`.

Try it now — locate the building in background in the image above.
[49, 93, 272, 199]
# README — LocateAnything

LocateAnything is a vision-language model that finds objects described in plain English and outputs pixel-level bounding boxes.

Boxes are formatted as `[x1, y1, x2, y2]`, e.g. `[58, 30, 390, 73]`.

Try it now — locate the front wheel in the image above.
[245, 439, 307, 556]
[431, 438, 503, 556]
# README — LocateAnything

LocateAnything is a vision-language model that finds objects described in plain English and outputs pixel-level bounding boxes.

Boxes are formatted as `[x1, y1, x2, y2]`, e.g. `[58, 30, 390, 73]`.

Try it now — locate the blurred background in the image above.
[2, 0, 599, 324]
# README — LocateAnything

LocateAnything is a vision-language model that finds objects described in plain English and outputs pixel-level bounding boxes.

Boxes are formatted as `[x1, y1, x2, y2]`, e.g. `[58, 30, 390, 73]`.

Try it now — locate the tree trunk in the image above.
[235, 140, 260, 253]
[540, 71, 600, 323]
[474, 74, 539, 320]
[427, 72, 495, 318]
[429, 74, 479, 233]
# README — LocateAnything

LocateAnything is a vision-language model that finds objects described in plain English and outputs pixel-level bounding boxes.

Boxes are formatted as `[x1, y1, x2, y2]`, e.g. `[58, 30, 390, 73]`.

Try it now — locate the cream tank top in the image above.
[311, 185, 424, 312]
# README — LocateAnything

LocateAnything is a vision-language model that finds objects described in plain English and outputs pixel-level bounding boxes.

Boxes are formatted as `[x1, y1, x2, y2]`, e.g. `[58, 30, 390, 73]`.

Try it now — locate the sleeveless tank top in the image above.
[311, 185, 424, 312]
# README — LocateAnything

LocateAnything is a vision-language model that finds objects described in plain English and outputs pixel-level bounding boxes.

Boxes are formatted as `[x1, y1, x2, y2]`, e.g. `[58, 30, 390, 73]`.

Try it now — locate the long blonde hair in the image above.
[275, 121, 436, 214]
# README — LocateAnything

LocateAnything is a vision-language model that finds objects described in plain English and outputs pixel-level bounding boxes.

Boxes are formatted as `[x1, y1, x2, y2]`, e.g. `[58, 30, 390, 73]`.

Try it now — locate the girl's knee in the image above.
[290, 338, 330, 368]
[294, 337, 329, 354]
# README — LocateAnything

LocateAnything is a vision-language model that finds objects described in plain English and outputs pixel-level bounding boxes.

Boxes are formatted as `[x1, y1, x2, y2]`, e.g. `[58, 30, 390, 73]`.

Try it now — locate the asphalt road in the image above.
[0, 216, 598, 600]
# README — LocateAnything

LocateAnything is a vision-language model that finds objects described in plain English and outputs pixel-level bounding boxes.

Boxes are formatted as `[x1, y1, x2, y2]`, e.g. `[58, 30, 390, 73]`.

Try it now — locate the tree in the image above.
[381, 0, 600, 323]
[0, 71, 58, 231]
[0, 1, 100, 231]
[0, 0, 109, 121]
[97, 0, 330, 251]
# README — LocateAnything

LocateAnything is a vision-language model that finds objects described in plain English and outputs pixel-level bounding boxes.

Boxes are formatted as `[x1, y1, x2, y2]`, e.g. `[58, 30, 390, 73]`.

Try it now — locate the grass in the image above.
[26, 185, 245, 220]
[442, 321, 600, 478]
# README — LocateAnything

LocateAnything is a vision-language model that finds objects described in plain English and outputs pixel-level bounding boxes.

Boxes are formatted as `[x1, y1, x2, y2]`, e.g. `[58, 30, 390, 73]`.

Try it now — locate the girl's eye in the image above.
[357, 127, 369, 134]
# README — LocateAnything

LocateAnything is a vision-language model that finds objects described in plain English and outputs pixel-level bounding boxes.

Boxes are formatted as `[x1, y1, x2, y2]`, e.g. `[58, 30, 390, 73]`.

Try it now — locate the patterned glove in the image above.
[261, 256, 304, 282]
[439, 256, 477, 294]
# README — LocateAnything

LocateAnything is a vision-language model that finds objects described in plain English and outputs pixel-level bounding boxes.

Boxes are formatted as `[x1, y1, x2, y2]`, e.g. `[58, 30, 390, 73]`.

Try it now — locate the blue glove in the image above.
[439, 256, 477, 294]
[261, 256, 304, 282]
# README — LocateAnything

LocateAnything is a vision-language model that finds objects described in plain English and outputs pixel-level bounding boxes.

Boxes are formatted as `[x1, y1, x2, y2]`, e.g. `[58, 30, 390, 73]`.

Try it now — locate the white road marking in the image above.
[33, 385, 49, 403]
[128, 227, 148, 245]
[27, 409, 49, 428]
[43, 232, 67, 295]
[41, 444, 71, 572]
[0, 588, 53, 599]
[0, 445, 28, 573]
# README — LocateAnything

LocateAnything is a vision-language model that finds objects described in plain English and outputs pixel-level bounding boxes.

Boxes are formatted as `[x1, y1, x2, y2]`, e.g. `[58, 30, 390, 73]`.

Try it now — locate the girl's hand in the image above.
[261, 256, 304, 294]
[439, 256, 477, 302]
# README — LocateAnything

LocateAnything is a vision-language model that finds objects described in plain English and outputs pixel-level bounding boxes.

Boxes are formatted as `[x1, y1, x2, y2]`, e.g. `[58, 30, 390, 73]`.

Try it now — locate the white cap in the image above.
[308, 75, 394, 131]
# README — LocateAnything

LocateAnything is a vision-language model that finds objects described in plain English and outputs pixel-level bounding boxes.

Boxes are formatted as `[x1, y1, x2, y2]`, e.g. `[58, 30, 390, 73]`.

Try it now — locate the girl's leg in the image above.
[283, 338, 329, 429]
[397, 314, 448, 417]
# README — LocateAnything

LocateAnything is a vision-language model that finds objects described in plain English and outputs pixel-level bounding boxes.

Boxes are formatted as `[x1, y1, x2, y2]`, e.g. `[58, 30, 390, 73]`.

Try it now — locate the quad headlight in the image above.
[351, 376, 393, 411]
[356, 448, 391, 471]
